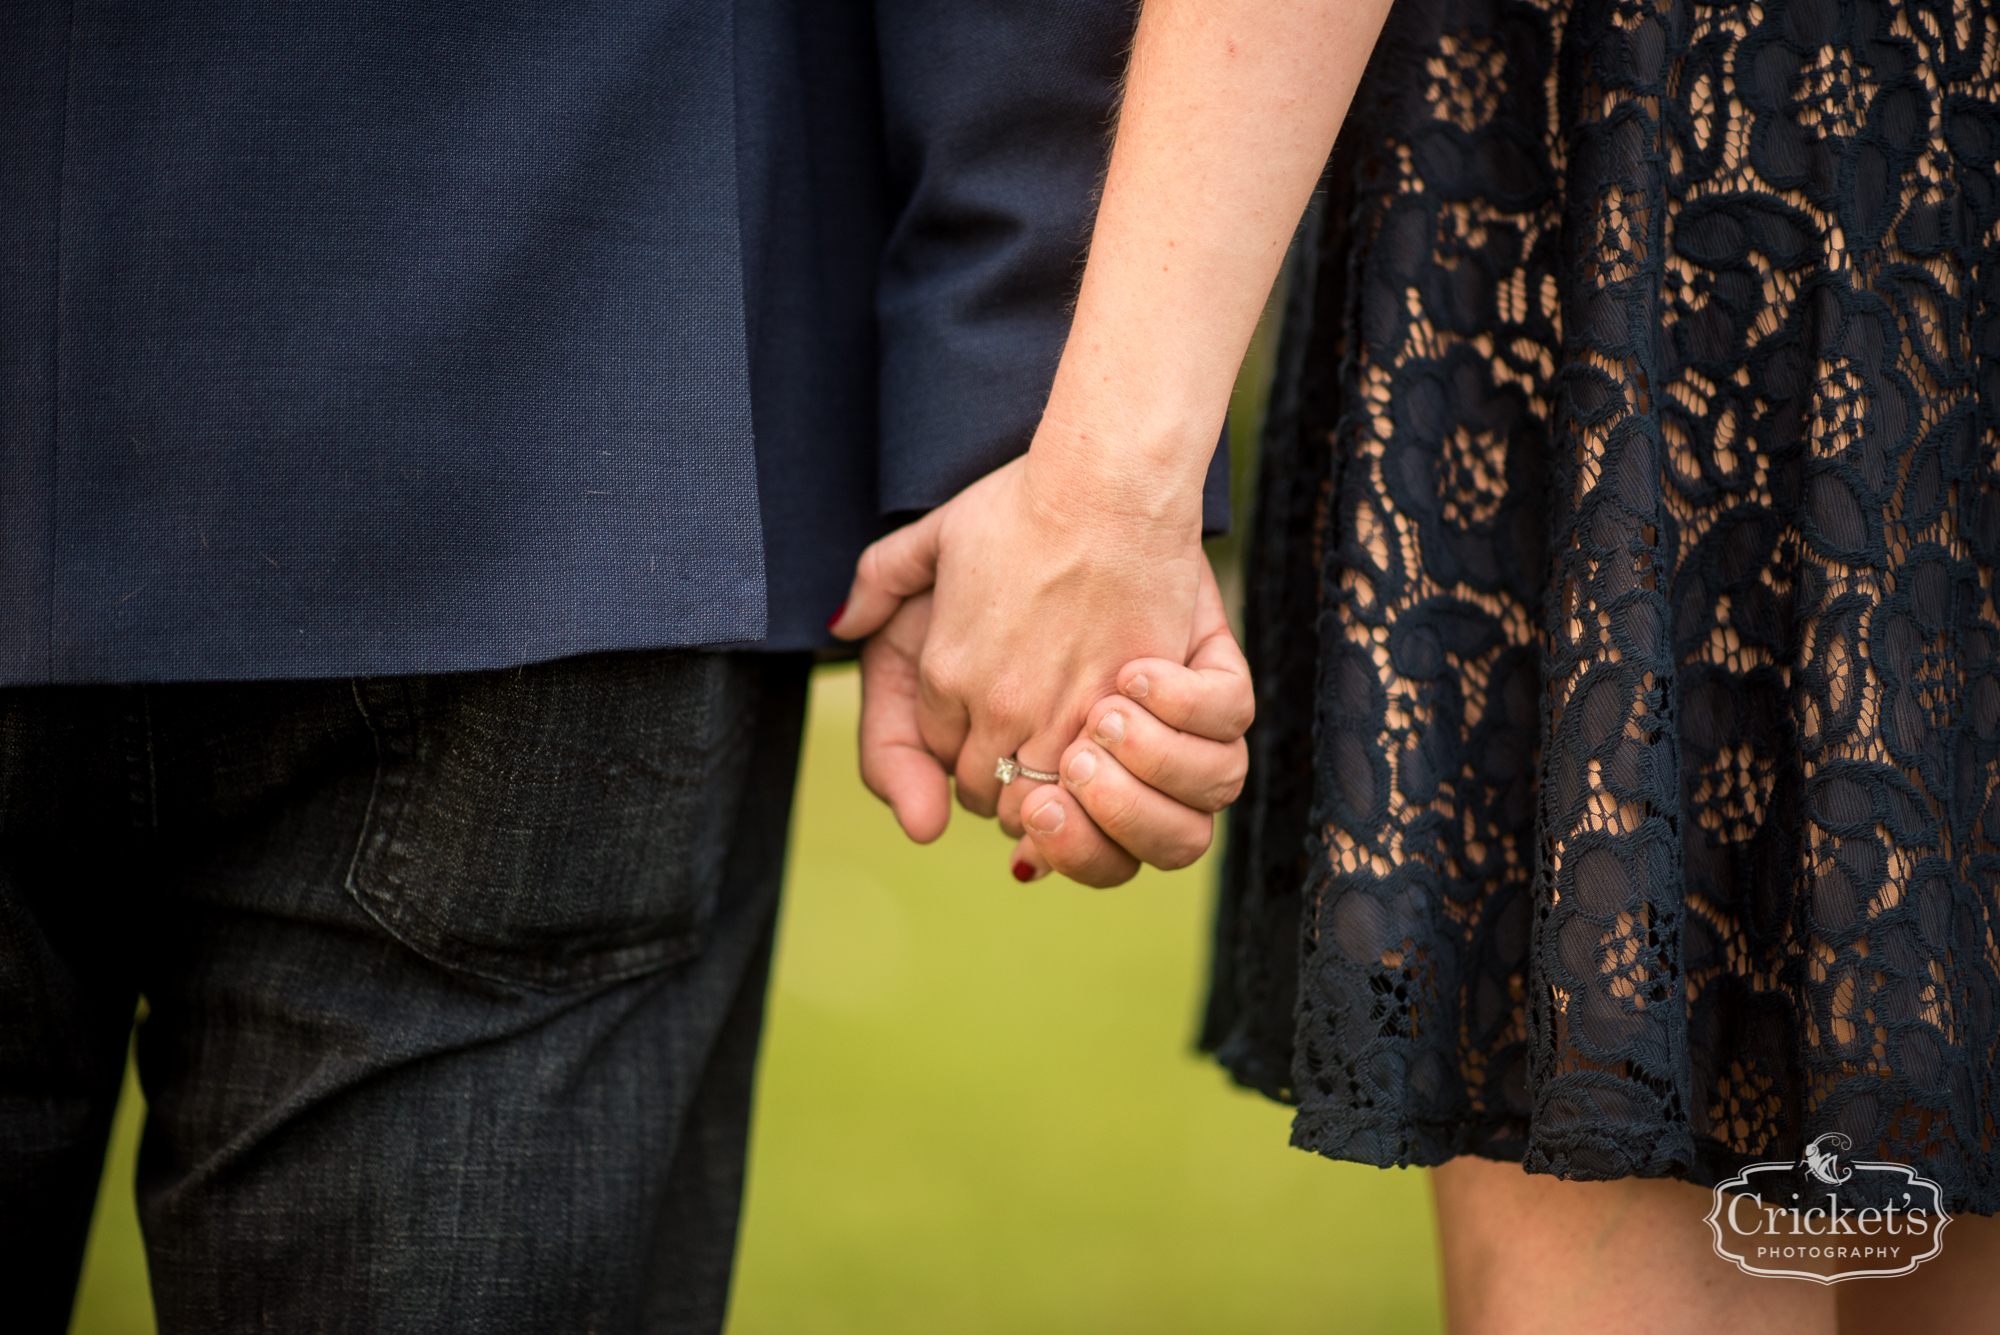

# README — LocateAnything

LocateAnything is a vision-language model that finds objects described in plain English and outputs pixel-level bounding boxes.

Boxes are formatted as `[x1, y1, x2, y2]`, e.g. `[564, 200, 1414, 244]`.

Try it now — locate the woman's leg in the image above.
[1835, 1211, 2000, 1334]
[1431, 1156, 1835, 1335]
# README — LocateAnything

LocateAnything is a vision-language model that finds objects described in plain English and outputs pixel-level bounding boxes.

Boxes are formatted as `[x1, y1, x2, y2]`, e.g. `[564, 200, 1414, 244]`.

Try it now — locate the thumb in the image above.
[829, 507, 945, 640]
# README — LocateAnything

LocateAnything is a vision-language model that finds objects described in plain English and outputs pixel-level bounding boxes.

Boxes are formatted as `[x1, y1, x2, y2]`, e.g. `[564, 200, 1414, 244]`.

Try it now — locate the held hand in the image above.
[1008, 556, 1252, 886]
[854, 568, 1225, 888]
[849, 523, 1252, 888]
[856, 592, 952, 844]
[832, 448, 1207, 836]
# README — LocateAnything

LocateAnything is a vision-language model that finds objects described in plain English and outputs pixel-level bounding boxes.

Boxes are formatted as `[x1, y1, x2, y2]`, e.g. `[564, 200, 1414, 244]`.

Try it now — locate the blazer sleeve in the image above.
[872, 0, 1230, 531]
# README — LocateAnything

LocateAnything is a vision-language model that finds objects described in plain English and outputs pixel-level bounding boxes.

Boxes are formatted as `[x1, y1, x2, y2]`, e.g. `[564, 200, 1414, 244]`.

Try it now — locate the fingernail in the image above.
[1066, 749, 1097, 785]
[1123, 674, 1150, 699]
[1012, 860, 1035, 882]
[1093, 710, 1126, 746]
[825, 599, 848, 631]
[1029, 798, 1066, 834]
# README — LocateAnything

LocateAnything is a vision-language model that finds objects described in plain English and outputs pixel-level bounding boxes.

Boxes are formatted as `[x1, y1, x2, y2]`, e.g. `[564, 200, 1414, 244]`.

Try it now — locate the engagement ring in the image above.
[995, 755, 1059, 785]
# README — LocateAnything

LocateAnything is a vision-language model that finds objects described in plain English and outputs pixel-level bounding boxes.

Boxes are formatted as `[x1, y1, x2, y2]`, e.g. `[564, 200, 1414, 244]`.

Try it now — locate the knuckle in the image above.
[857, 739, 897, 791]
[863, 528, 927, 594]
[1092, 785, 1145, 836]
[916, 658, 943, 697]
[955, 780, 997, 818]
[977, 672, 1027, 729]
[1045, 842, 1093, 882]
[858, 763, 893, 806]
[916, 667, 964, 719]
[985, 698, 1026, 737]
[854, 542, 887, 591]
[1204, 747, 1250, 810]
[917, 643, 951, 684]
[1071, 852, 1139, 889]
[1159, 819, 1214, 870]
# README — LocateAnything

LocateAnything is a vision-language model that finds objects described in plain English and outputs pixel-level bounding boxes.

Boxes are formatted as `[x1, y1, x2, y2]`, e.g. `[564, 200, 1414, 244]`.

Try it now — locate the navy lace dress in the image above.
[1206, 0, 2000, 1213]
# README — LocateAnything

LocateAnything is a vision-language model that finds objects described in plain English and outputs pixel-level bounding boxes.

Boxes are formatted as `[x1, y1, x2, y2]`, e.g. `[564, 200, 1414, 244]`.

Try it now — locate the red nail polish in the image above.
[825, 599, 847, 631]
[1012, 860, 1035, 882]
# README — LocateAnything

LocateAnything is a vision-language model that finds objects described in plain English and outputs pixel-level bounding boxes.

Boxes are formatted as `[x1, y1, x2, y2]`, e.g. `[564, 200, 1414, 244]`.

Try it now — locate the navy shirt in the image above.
[1, 0, 1224, 684]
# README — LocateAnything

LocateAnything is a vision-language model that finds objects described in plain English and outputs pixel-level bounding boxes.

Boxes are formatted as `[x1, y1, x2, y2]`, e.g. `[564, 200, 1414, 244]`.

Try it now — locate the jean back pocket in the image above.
[346, 651, 759, 990]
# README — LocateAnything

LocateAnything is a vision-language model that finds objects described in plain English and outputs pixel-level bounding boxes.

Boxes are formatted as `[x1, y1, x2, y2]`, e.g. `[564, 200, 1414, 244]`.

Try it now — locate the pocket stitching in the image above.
[342, 676, 704, 991]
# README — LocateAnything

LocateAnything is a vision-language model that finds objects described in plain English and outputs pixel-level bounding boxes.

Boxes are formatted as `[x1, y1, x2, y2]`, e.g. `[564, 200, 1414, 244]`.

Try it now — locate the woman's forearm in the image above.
[835, 0, 1398, 853]
[1031, 0, 1393, 523]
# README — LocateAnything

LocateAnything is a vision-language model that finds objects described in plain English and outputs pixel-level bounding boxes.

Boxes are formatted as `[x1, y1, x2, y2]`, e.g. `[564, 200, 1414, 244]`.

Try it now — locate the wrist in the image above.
[1023, 405, 1215, 539]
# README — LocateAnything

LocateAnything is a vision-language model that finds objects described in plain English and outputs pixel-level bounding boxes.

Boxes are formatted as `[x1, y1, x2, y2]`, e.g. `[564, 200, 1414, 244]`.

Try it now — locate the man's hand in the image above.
[856, 592, 953, 844]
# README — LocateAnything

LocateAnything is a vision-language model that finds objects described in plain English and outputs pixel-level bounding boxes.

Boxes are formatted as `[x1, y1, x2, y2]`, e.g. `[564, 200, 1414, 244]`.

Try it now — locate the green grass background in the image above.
[65, 667, 1443, 1334]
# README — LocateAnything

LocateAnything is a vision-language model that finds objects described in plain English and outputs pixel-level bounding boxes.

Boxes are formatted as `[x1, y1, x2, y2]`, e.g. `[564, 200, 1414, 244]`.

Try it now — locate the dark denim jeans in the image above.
[0, 649, 812, 1333]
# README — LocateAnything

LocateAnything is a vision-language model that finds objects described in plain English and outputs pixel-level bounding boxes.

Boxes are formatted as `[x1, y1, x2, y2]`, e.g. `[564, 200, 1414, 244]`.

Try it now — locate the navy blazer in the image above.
[1, 0, 1225, 685]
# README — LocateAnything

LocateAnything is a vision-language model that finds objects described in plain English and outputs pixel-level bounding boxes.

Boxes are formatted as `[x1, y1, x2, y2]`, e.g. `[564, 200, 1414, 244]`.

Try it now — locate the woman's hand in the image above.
[844, 0, 1387, 883]
[833, 444, 1208, 838]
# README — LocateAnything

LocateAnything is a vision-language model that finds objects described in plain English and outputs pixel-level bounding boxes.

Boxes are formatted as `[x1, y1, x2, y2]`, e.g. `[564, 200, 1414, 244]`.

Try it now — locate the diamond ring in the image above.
[995, 755, 1059, 785]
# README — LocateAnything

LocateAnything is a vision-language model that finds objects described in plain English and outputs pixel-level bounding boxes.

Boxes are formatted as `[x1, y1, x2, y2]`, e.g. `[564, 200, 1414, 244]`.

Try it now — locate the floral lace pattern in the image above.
[1207, 0, 2000, 1211]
